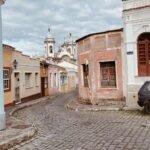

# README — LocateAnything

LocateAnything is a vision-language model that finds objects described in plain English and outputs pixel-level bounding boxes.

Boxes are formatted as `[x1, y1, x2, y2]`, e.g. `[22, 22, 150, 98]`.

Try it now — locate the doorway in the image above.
[41, 77, 45, 97]
[14, 72, 21, 104]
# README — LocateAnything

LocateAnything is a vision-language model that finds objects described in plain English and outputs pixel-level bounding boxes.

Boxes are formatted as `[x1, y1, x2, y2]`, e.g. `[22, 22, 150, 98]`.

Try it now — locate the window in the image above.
[82, 64, 89, 87]
[25, 73, 32, 88]
[3, 68, 11, 91]
[137, 32, 150, 76]
[45, 77, 48, 88]
[100, 61, 116, 88]
[49, 46, 53, 53]
[35, 73, 39, 86]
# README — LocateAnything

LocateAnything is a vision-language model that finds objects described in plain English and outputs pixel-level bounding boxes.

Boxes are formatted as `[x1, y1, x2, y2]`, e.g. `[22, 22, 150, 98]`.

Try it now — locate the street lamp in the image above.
[13, 59, 18, 70]
[0, 0, 6, 130]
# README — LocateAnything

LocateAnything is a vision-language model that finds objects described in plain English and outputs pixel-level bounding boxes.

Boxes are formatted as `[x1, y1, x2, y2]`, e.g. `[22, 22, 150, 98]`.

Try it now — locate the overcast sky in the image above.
[2, 0, 123, 56]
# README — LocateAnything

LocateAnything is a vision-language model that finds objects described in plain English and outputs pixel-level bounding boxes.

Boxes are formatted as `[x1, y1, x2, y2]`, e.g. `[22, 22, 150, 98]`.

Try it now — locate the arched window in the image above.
[137, 32, 150, 76]
[49, 46, 53, 53]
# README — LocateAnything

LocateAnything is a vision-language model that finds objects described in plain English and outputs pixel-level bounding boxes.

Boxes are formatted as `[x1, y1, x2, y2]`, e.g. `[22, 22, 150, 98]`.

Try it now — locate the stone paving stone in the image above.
[11, 90, 150, 150]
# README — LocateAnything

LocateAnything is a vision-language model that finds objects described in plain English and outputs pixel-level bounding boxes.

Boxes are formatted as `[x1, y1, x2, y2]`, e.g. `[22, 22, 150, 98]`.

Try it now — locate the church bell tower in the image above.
[44, 28, 55, 59]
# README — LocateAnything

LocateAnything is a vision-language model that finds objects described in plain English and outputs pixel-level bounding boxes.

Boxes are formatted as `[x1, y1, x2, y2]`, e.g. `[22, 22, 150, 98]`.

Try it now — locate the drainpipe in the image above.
[0, 0, 6, 130]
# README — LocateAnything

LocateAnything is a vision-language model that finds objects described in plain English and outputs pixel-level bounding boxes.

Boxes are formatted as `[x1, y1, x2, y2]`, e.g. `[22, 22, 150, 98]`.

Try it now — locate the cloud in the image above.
[2, 0, 123, 56]
[4, 39, 44, 56]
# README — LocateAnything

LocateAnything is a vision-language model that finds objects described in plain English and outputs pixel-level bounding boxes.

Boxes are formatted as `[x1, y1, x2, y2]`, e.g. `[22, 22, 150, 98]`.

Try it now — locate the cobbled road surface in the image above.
[13, 90, 150, 150]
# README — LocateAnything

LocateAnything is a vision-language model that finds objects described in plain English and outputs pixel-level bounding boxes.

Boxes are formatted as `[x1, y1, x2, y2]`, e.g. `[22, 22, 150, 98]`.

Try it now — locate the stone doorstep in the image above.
[0, 93, 62, 150]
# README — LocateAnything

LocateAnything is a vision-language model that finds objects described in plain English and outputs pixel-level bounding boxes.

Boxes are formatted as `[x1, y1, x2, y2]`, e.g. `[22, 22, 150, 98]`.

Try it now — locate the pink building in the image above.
[48, 64, 67, 95]
[76, 29, 124, 105]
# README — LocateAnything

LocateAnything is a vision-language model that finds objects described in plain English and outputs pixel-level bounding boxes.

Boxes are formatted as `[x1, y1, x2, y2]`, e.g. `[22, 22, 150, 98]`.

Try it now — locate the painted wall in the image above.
[12, 50, 41, 102]
[122, 0, 150, 108]
[3, 45, 14, 106]
[77, 30, 124, 105]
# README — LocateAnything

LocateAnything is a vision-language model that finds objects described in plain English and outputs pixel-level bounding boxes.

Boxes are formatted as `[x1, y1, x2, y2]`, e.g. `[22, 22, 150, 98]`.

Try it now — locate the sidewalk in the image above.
[66, 99, 126, 112]
[0, 94, 60, 150]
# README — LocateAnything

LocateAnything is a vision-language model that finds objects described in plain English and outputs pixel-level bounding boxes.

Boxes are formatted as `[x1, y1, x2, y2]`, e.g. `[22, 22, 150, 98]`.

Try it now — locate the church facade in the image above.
[44, 28, 78, 94]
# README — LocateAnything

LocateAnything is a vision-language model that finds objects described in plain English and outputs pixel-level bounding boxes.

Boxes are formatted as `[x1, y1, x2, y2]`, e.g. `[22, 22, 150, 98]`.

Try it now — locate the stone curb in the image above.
[0, 94, 61, 150]
[66, 99, 144, 112]
[66, 100, 124, 112]
[0, 126, 37, 150]
[122, 106, 142, 111]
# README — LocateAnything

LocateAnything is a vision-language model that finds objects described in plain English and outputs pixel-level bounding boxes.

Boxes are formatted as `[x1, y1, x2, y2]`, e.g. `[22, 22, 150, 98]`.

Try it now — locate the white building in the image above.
[122, 0, 150, 108]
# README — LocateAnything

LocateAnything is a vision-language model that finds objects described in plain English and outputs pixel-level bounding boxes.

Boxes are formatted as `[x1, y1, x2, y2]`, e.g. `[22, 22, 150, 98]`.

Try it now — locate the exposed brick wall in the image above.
[84, 38, 91, 51]
[94, 35, 106, 51]
[77, 31, 123, 105]
[108, 33, 122, 48]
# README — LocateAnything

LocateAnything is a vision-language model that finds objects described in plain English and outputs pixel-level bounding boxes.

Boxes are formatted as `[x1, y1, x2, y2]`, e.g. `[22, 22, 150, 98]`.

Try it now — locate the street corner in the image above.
[66, 98, 125, 112]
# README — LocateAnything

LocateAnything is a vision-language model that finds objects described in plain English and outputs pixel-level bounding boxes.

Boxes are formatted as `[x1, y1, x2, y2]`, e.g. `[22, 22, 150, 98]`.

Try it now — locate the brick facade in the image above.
[77, 29, 124, 105]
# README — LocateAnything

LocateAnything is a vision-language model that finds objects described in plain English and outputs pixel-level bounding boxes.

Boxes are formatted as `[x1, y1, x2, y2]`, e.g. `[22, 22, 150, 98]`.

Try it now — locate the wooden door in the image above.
[101, 62, 116, 87]
[41, 77, 45, 97]
[138, 39, 150, 76]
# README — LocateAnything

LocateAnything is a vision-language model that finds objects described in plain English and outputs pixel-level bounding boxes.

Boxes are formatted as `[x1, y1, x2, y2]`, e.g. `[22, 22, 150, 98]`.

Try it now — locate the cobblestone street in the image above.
[12, 90, 150, 150]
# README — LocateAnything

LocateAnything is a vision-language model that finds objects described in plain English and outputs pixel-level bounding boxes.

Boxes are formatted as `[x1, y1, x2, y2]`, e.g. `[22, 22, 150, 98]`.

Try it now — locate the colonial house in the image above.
[122, 0, 150, 108]
[12, 50, 41, 104]
[76, 29, 124, 105]
[3, 44, 14, 106]
[3, 44, 41, 106]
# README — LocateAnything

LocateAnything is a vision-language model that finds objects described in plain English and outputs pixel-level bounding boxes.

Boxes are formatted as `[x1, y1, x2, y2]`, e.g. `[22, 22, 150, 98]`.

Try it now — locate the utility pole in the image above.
[0, 0, 6, 130]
